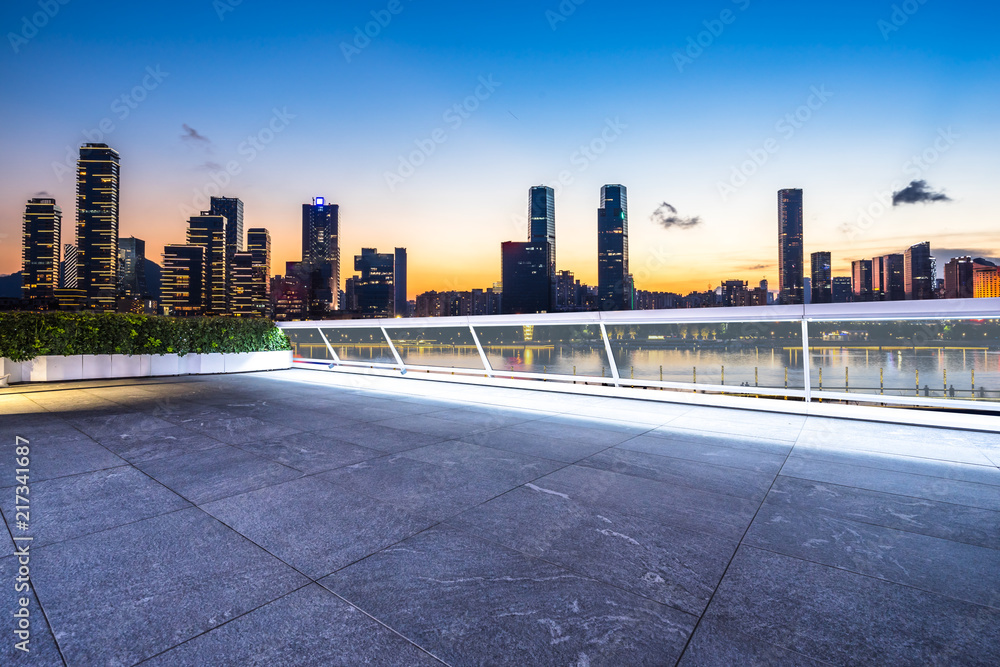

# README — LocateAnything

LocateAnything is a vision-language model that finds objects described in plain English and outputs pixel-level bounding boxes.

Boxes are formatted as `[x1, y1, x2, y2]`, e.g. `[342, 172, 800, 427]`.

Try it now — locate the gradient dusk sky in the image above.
[1, 0, 997, 298]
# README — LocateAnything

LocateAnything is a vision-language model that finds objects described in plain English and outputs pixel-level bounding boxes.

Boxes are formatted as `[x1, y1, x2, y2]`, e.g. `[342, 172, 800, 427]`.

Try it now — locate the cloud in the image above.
[746, 264, 770, 271]
[198, 161, 223, 172]
[33, 190, 51, 197]
[933, 248, 1000, 266]
[651, 202, 702, 230]
[181, 124, 211, 144]
[891, 180, 951, 206]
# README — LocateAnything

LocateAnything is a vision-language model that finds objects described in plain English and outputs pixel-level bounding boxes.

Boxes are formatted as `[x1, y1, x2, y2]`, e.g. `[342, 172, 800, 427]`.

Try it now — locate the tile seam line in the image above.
[672, 415, 804, 665]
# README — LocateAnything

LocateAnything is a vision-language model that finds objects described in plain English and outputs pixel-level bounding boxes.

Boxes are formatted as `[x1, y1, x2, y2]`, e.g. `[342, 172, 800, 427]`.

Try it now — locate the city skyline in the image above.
[2, 1, 999, 297]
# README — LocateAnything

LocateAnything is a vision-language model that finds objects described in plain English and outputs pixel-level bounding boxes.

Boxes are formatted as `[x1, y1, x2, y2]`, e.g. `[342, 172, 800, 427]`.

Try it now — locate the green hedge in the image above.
[0, 312, 291, 362]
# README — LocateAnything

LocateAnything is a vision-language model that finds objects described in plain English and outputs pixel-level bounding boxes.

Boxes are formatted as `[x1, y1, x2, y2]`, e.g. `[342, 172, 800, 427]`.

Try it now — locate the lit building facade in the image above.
[76, 143, 120, 311]
[353, 248, 395, 318]
[187, 214, 228, 315]
[777, 188, 804, 305]
[904, 242, 934, 300]
[21, 197, 62, 305]
[502, 241, 551, 314]
[161, 245, 206, 316]
[301, 197, 340, 313]
[597, 184, 630, 311]
[810, 251, 832, 304]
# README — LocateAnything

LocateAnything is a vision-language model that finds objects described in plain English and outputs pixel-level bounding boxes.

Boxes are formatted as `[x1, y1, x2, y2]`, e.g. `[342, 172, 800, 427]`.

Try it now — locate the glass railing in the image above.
[279, 299, 1000, 411]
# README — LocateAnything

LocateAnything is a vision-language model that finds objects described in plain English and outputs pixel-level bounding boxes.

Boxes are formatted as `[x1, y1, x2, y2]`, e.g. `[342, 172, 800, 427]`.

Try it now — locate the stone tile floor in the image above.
[2, 369, 999, 665]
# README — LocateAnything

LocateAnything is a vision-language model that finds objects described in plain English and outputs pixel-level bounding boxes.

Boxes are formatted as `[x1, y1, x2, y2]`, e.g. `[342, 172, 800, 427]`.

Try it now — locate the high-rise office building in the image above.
[501, 241, 551, 314]
[870, 256, 886, 300]
[302, 197, 340, 313]
[881, 253, 905, 301]
[187, 214, 228, 315]
[832, 276, 853, 303]
[21, 197, 62, 305]
[810, 251, 832, 304]
[944, 257, 975, 299]
[597, 184, 630, 311]
[851, 259, 873, 301]
[777, 188, 804, 305]
[161, 245, 206, 316]
[76, 143, 120, 310]
[904, 242, 934, 300]
[61, 244, 78, 289]
[209, 196, 244, 261]
[229, 253, 257, 317]
[353, 248, 395, 318]
[529, 185, 556, 277]
[209, 196, 244, 308]
[117, 237, 147, 301]
[247, 228, 271, 316]
[394, 247, 408, 317]
[974, 263, 1000, 298]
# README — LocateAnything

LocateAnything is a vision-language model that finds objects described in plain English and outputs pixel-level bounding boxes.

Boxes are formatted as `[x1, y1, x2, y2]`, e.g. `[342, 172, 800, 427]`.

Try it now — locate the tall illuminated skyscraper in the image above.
[76, 143, 120, 310]
[21, 197, 62, 305]
[904, 242, 934, 300]
[187, 214, 228, 315]
[117, 236, 147, 300]
[529, 185, 556, 310]
[810, 251, 832, 304]
[301, 197, 340, 313]
[162, 245, 206, 316]
[598, 184, 629, 311]
[778, 188, 804, 305]
[209, 196, 244, 309]
[247, 228, 271, 316]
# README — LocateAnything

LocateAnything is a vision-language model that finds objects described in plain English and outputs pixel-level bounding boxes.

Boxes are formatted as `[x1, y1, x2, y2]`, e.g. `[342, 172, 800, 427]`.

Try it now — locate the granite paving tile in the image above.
[1, 555, 63, 666]
[765, 475, 1000, 551]
[321, 525, 696, 666]
[332, 421, 448, 453]
[95, 424, 224, 464]
[618, 433, 788, 474]
[202, 476, 434, 579]
[32, 508, 309, 666]
[580, 447, 775, 502]
[703, 546, 1000, 666]
[678, 616, 829, 666]
[0, 436, 126, 488]
[234, 431, 385, 474]
[174, 415, 303, 445]
[400, 440, 564, 487]
[0, 466, 189, 548]
[137, 446, 302, 504]
[788, 445, 1000, 487]
[448, 484, 738, 615]
[463, 427, 612, 463]
[747, 503, 1000, 609]
[144, 584, 443, 666]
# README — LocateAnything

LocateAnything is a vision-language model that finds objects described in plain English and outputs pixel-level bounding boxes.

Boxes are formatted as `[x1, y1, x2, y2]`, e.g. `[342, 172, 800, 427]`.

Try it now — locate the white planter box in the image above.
[1, 350, 291, 385]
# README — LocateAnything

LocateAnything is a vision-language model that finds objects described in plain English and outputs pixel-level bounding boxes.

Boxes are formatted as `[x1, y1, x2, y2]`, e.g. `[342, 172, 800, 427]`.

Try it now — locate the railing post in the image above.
[468, 325, 494, 378]
[380, 326, 406, 374]
[599, 322, 621, 387]
[801, 319, 812, 403]
[316, 328, 341, 365]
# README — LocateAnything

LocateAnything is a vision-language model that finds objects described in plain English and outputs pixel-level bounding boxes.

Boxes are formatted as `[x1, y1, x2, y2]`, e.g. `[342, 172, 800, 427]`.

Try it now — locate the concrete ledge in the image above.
[2, 351, 292, 384]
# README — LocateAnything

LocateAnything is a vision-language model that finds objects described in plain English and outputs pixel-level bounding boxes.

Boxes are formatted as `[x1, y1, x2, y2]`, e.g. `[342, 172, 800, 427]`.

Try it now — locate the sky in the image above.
[1, 0, 998, 298]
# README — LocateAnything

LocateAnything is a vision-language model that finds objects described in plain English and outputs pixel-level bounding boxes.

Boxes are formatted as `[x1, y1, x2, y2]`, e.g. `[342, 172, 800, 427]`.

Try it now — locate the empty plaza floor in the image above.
[2, 369, 999, 665]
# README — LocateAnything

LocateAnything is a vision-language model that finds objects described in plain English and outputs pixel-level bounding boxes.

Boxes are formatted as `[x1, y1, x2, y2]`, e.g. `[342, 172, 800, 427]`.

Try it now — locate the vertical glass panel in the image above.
[808, 319, 1000, 402]
[473, 324, 609, 376]
[606, 322, 806, 389]
[320, 327, 396, 364]
[385, 327, 484, 370]
[284, 328, 333, 362]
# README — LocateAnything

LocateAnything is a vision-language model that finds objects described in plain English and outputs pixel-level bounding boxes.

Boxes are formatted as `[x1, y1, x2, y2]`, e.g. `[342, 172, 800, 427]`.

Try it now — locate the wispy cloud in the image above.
[181, 124, 212, 144]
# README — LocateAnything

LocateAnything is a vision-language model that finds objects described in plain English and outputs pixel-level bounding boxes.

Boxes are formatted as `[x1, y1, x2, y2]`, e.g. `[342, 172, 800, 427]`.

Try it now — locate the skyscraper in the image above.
[597, 184, 629, 311]
[871, 256, 886, 300]
[529, 185, 556, 272]
[777, 188, 804, 305]
[810, 251, 832, 304]
[187, 214, 228, 315]
[394, 247, 408, 317]
[301, 197, 340, 313]
[944, 256, 975, 300]
[832, 276, 853, 303]
[229, 253, 257, 317]
[851, 259, 873, 302]
[882, 253, 905, 301]
[209, 196, 244, 308]
[501, 241, 551, 314]
[76, 143, 120, 310]
[21, 197, 62, 305]
[904, 242, 934, 300]
[247, 228, 271, 316]
[353, 248, 395, 318]
[117, 237, 147, 301]
[162, 245, 206, 316]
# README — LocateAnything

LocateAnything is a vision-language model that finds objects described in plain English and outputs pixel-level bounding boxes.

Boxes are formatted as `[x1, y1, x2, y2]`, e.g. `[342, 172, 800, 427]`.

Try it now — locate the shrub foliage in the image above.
[0, 313, 291, 362]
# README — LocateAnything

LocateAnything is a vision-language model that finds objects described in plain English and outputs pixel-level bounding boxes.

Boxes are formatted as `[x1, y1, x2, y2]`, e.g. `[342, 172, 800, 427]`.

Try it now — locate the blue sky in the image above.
[1, 0, 997, 295]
